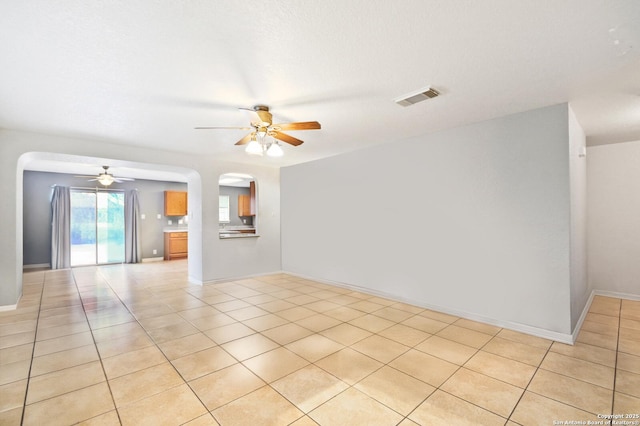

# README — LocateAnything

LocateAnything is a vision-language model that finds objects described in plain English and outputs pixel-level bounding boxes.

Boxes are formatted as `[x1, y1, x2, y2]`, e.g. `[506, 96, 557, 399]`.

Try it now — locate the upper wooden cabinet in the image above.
[237, 181, 256, 217]
[164, 191, 187, 216]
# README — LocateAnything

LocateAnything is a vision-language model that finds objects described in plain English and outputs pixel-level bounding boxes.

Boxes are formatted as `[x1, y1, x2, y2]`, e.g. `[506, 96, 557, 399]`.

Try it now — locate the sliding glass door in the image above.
[70, 190, 125, 266]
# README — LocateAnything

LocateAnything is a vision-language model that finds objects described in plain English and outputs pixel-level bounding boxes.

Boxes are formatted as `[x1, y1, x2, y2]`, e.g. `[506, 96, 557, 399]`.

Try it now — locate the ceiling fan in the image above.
[75, 166, 135, 187]
[195, 105, 321, 157]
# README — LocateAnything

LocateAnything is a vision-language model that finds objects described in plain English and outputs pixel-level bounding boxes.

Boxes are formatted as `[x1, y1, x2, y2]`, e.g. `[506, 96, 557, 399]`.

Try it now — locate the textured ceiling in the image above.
[1, 1, 640, 169]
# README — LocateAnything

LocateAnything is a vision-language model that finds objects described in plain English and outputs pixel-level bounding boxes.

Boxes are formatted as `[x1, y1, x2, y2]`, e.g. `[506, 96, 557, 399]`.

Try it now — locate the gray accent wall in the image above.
[23, 171, 187, 265]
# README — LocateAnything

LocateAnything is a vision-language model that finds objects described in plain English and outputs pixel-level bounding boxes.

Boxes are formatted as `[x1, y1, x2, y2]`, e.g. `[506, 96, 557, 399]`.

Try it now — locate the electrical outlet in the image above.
[157, 214, 161, 219]
[153, 249, 157, 255]
[243, 219, 246, 224]
[168, 220, 172, 225]
[141, 213, 146, 220]
[178, 219, 183, 225]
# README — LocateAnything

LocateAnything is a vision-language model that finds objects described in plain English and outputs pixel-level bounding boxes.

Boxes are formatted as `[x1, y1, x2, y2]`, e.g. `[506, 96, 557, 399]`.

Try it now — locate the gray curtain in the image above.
[125, 190, 141, 263]
[51, 186, 71, 269]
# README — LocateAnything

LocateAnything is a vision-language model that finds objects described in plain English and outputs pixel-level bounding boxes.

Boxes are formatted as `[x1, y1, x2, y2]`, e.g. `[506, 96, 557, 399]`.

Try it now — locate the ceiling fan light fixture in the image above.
[245, 140, 264, 156]
[266, 141, 284, 157]
[97, 174, 114, 186]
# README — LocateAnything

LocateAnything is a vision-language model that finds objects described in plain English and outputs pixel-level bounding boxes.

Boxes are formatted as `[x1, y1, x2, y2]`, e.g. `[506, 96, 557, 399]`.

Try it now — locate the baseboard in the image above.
[23, 263, 50, 270]
[201, 270, 285, 286]
[0, 303, 19, 312]
[283, 271, 575, 344]
[570, 291, 595, 344]
[141, 257, 164, 263]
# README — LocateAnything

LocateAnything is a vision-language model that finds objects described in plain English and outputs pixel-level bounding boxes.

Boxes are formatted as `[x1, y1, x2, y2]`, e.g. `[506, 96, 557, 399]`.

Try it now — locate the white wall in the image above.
[0, 129, 281, 307]
[568, 107, 588, 329]
[587, 140, 640, 298]
[282, 104, 576, 338]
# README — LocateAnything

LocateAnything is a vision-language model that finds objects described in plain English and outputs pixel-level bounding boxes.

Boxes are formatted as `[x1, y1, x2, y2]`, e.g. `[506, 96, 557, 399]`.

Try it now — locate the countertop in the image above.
[163, 228, 189, 233]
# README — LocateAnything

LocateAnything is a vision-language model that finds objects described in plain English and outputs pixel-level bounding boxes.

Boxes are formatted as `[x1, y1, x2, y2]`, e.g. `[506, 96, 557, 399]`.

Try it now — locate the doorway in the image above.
[70, 190, 125, 266]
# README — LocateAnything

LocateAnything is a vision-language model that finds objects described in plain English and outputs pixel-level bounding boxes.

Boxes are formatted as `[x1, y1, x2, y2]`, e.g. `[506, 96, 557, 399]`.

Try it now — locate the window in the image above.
[219, 195, 230, 223]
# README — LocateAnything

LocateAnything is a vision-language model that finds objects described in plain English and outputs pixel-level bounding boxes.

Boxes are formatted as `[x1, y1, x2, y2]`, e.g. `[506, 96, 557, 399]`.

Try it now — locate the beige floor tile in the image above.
[213, 385, 304, 426]
[348, 300, 385, 314]
[390, 302, 425, 315]
[213, 299, 251, 312]
[181, 413, 220, 426]
[188, 312, 237, 331]
[277, 306, 317, 322]
[415, 335, 477, 365]
[302, 300, 342, 314]
[576, 329, 618, 351]
[621, 317, 640, 331]
[178, 306, 220, 321]
[510, 391, 597, 425]
[619, 336, 640, 356]
[137, 313, 185, 330]
[0, 359, 31, 385]
[482, 336, 547, 367]
[581, 319, 619, 336]
[272, 364, 349, 413]
[550, 341, 616, 368]
[290, 415, 321, 426]
[0, 330, 35, 350]
[0, 379, 27, 413]
[351, 334, 409, 363]
[437, 324, 494, 349]
[316, 347, 382, 385]
[528, 369, 612, 414]
[419, 309, 459, 324]
[109, 362, 184, 407]
[496, 329, 552, 350]
[585, 312, 619, 327]
[409, 390, 505, 426]
[189, 363, 265, 410]
[33, 330, 95, 357]
[146, 321, 199, 344]
[0, 343, 33, 365]
[221, 333, 279, 361]
[402, 315, 449, 334]
[258, 299, 297, 313]
[285, 334, 345, 362]
[30, 344, 99, 377]
[35, 321, 90, 341]
[156, 332, 216, 360]
[615, 369, 640, 398]
[371, 306, 415, 323]
[617, 352, 640, 374]
[91, 321, 146, 343]
[295, 313, 342, 332]
[242, 347, 309, 383]
[613, 392, 640, 414]
[0, 407, 23, 425]
[320, 323, 372, 346]
[441, 368, 523, 418]
[95, 333, 155, 358]
[323, 306, 367, 322]
[465, 351, 536, 388]
[389, 349, 458, 387]
[355, 365, 435, 415]
[349, 314, 395, 333]
[242, 313, 289, 332]
[23, 382, 114, 426]
[378, 323, 430, 347]
[102, 346, 167, 380]
[226, 306, 271, 321]
[26, 361, 106, 404]
[203, 322, 254, 344]
[172, 346, 237, 381]
[309, 387, 403, 426]
[117, 384, 207, 426]
[541, 351, 614, 389]
[261, 323, 314, 345]
[453, 318, 502, 335]
[76, 409, 121, 425]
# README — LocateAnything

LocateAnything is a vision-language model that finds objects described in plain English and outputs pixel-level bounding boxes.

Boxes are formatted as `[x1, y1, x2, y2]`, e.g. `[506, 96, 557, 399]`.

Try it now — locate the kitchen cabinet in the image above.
[164, 232, 187, 260]
[237, 181, 256, 216]
[164, 191, 187, 216]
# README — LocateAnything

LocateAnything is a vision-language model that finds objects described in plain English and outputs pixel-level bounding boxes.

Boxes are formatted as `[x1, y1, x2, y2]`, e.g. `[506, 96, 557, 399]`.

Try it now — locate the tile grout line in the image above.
[19, 272, 46, 426]
[610, 299, 622, 417]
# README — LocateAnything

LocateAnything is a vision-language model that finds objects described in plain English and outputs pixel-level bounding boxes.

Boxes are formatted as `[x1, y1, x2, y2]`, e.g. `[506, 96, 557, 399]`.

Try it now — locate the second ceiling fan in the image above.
[195, 105, 321, 156]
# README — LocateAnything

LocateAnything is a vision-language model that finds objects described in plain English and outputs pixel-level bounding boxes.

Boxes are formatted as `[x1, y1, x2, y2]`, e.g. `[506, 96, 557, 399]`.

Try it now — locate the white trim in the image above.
[593, 289, 640, 301]
[23, 263, 50, 270]
[570, 291, 595, 344]
[283, 271, 575, 343]
[201, 270, 285, 285]
[0, 303, 19, 312]
[141, 257, 164, 263]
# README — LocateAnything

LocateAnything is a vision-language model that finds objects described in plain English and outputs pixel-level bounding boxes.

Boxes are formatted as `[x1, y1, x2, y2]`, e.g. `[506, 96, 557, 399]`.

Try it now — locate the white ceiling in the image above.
[1, 1, 640, 171]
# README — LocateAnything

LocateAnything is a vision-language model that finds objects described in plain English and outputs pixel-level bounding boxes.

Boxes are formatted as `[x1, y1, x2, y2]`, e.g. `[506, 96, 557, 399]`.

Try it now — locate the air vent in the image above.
[395, 86, 440, 107]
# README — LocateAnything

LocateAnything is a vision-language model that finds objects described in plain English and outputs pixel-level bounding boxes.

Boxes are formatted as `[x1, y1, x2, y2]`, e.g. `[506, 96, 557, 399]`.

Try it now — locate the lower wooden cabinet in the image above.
[164, 232, 188, 260]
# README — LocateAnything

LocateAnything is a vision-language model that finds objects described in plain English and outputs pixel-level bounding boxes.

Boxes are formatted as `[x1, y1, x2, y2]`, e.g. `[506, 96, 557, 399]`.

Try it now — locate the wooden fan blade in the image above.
[255, 110, 272, 126]
[194, 126, 252, 130]
[235, 133, 254, 145]
[273, 121, 321, 131]
[272, 131, 303, 146]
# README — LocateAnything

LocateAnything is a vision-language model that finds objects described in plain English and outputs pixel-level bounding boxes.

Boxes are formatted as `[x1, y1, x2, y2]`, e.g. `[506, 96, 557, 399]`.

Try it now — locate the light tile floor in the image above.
[1, 260, 639, 425]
